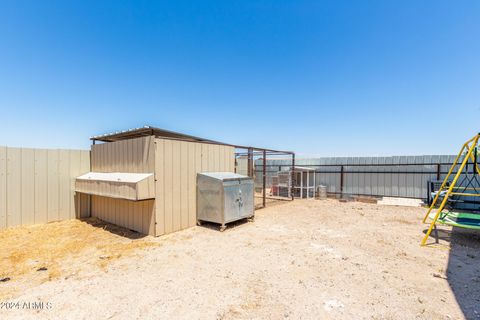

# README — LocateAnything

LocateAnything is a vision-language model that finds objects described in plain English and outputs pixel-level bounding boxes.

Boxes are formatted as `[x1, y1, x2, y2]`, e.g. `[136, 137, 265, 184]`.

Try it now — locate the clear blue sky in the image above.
[0, 1, 479, 157]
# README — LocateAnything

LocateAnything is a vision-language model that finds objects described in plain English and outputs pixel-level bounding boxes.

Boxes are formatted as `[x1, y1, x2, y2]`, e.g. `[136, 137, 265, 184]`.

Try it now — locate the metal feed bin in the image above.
[197, 172, 254, 231]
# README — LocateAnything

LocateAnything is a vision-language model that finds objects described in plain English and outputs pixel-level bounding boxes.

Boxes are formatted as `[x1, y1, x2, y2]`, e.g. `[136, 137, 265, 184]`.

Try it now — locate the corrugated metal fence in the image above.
[256, 155, 460, 200]
[0, 146, 90, 230]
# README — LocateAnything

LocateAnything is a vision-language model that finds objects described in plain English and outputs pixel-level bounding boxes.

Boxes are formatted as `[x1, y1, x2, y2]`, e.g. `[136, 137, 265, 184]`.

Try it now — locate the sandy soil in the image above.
[1, 199, 479, 319]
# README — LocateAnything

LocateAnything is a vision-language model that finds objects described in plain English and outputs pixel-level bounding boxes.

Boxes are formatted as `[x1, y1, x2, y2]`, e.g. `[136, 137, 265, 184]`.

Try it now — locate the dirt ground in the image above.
[1, 199, 479, 319]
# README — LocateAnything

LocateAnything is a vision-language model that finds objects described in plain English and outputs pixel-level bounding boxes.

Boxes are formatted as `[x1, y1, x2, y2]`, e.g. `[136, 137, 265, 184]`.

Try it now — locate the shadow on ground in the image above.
[197, 217, 254, 232]
[426, 227, 480, 319]
[81, 217, 147, 240]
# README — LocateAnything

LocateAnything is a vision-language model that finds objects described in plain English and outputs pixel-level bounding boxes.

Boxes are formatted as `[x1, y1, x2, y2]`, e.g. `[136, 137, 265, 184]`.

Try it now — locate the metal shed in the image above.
[75, 126, 235, 236]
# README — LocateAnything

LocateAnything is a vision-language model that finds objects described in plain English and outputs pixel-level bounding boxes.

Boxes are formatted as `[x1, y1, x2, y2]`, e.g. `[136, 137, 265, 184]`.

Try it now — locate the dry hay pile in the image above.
[0, 218, 158, 299]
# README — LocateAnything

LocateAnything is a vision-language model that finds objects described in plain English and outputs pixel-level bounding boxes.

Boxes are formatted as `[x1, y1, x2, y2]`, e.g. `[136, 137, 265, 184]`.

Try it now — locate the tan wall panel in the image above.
[134, 137, 142, 172]
[171, 141, 181, 232]
[155, 139, 165, 236]
[58, 150, 71, 221]
[210, 144, 216, 171]
[89, 136, 155, 234]
[228, 148, 234, 171]
[213, 144, 220, 171]
[127, 139, 134, 172]
[47, 150, 59, 222]
[187, 143, 196, 228]
[163, 139, 174, 234]
[0, 147, 6, 229]
[21, 148, 35, 225]
[133, 194, 142, 232]
[128, 198, 135, 230]
[143, 199, 155, 235]
[69, 150, 81, 219]
[201, 144, 208, 172]
[91, 136, 154, 173]
[0, 146, 89, 229]
[7, 148, 22, 227]
[34, 149, 48, 224]
[154, 138, 234, 236]
[146, 199, 155, 235]
[91, 195, 155, 235]
[180, 142, 188, 229]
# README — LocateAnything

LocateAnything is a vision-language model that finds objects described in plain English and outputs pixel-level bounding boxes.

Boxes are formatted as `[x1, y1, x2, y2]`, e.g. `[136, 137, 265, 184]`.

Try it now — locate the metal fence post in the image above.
[340, 165, 344, 198]
[263, 150, 266, 208]
[291, 153, 295, 200]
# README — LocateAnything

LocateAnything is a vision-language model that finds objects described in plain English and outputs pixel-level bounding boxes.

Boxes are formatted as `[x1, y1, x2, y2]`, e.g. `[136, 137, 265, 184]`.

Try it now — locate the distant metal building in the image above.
[75, 126, 235, 236]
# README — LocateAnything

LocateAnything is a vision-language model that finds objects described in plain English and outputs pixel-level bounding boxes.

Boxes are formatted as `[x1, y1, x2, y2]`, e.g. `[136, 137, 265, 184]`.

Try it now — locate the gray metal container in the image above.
[197, 172, 254, 231]
[317, 185, 327, 199]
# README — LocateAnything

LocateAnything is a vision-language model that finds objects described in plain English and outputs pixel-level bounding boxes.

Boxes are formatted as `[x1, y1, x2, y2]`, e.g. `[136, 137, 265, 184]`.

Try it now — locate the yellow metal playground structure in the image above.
[421, 133, 480, 246]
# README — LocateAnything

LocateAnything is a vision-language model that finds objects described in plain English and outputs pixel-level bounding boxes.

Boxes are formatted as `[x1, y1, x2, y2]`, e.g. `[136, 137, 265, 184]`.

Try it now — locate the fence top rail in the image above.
[258, 160, 460, 167]
[261, 163, 459, 167]
[258, 155, 463, 166]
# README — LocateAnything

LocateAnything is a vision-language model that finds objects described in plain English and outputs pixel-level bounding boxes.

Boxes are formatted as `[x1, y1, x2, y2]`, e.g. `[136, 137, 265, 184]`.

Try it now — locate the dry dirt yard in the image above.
[1, 199, 480, 320]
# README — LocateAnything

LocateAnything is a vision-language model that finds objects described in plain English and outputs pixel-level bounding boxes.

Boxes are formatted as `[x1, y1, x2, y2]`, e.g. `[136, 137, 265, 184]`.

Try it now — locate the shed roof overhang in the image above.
[90, 125, 227, 145]
[75, 172, 155, 201]
[90, 125, 295, 154]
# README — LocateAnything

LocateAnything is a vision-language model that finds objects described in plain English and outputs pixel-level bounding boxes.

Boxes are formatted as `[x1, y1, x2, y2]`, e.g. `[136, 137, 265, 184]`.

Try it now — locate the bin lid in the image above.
[77, 172, 153, 183]
[75, 172, 155, 201]
[198, 172, 251, 181]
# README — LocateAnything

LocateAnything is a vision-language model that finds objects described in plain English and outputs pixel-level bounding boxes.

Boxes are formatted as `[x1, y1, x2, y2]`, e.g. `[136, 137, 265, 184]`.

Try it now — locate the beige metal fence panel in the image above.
[34, 149, 48, 224]
[0, 147, 6, 229]
[7, 148, 22, 227]
[0, 146, 90, 230]
[58, 149, 71, 221]
[47, 149, 59, 222]
[21, 148, 35, 225]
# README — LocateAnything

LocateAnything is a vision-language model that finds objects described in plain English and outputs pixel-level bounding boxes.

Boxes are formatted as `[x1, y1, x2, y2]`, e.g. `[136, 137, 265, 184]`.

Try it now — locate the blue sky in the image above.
[0, 1, 479, 157]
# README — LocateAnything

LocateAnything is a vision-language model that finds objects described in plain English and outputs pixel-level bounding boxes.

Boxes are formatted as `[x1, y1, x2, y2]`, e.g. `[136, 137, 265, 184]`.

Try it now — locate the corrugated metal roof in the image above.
[90, 125, 227, 145]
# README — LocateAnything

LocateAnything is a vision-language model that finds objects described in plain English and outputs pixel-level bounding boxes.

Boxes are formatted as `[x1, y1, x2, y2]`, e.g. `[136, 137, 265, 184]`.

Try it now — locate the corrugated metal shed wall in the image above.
[235, 157, 248, 176]
[90, 136, 235, 236]
[0, 146, 90, 230]
[154, 138, 234, 236]
[257, 155, 458, 199]
[90, 136, 156, 235]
